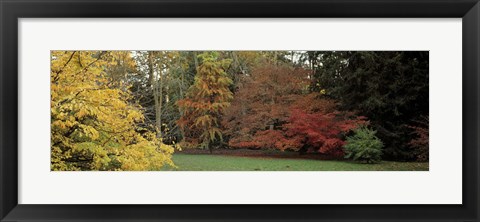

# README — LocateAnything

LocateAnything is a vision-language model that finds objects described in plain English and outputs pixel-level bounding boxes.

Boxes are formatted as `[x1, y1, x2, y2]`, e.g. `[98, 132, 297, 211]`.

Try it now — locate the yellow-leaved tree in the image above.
[51, 51, 174, 171]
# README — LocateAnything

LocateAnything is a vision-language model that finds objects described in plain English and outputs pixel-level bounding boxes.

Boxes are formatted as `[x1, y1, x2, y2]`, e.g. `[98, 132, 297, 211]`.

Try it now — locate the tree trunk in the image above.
[291, 51, 295, 66]
[148, 52, 154, 87]
[148, 51, 162, 138]
[179, 55, 184, 98]
[157, 56, 164, 138]
[193, 51, 199, 70]
[232, 51, 246, 75]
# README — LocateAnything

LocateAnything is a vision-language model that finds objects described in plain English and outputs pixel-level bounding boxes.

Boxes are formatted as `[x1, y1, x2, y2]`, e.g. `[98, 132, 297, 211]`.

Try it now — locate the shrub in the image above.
[408, 116, 429, 162]
[285, 109, 367, 157]
[344, 127, 383, 163]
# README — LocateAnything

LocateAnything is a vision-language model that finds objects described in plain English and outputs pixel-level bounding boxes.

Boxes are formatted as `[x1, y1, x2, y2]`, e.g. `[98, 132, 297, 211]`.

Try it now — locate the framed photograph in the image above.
[1, 0, 479, 221]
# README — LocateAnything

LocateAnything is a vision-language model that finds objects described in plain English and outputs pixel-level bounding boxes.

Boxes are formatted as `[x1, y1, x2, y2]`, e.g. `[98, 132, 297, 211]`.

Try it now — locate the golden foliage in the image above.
[51, 51, 174, 171]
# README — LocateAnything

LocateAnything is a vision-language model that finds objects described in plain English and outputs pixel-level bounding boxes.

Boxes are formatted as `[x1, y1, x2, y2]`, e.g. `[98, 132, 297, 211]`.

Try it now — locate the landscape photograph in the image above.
[50, 51, 429, 171]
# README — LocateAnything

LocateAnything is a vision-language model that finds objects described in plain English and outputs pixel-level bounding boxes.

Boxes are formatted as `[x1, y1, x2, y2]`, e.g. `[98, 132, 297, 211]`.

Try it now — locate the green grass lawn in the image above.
[163, 154, 429, 171]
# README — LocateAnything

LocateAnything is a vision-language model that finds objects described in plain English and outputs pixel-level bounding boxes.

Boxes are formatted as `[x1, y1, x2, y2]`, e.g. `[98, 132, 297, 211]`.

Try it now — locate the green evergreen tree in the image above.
[312, 51, 429, 160]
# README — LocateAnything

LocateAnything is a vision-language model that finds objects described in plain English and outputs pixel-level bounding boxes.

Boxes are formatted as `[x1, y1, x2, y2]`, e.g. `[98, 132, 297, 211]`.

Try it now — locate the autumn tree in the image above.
[284, 95, 367, 157]
[222, 64, 309, 149]
[50, 51, 174, 171]
[222, 63, 366, 156]
[177, 52, 233, 153]
[127, 51, 291, 147]
[103, 51, 137, 89]
[408, 116, 429, 162]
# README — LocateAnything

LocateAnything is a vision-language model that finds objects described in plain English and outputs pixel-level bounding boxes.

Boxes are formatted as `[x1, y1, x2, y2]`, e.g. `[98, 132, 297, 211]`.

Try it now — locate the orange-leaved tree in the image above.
[222, 63, 367, 157]
[222, 64, 309, 149]
[177, 52, 233, 153]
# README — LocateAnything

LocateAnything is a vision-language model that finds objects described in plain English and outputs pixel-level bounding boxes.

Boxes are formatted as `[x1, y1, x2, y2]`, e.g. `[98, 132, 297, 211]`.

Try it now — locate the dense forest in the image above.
[51, 51, 429, 171]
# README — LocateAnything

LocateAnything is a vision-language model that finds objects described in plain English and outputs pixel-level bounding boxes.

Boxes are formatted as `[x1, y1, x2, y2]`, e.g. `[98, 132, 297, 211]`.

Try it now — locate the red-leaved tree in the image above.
[222, 64, 367, 157]
[284, 109, 367, 157]
[222, 64, 309, 149]
[408, 116, 429, 162]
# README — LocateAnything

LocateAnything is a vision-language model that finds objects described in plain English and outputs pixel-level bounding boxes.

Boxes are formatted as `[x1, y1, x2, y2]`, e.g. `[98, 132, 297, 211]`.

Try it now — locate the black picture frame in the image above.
[1, 0, 479, 221]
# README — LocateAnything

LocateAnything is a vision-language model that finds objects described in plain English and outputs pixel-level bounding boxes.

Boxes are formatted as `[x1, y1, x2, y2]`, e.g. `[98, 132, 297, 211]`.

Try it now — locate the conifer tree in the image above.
[177, 52, 233, 153]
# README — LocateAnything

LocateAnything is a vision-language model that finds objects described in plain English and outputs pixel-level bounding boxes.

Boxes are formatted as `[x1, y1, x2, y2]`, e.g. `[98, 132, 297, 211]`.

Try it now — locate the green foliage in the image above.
[311, 51, 428, 160]
[344, 127, 383, 163]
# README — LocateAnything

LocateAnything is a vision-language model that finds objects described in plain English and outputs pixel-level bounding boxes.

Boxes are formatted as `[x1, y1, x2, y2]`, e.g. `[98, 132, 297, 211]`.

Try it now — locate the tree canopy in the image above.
[51, 51, 174, 170]
[51, 50, 429, 171]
